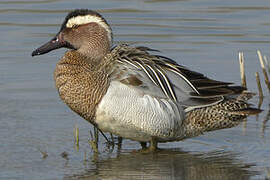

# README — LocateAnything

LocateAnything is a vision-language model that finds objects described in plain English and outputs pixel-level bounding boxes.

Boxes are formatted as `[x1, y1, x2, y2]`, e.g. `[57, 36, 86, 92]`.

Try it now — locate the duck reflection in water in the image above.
[63, 149, 258, 180]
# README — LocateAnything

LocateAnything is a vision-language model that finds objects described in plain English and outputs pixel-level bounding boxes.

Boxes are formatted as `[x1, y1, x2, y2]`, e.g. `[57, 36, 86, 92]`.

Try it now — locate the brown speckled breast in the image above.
[54, 50, 109, 123]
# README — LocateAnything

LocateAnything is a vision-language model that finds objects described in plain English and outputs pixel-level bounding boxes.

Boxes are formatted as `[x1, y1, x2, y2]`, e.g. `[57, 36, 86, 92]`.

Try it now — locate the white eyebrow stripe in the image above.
[66, 15, 112, 42]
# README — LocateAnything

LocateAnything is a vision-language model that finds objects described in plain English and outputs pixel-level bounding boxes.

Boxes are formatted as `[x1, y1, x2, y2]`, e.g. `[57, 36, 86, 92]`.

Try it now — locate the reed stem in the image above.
[74, 124, 79, 146]
[264, 55, 270, 75]
[239, 52, 247, 88]
[257, 50, 270, 92]
[255, 72, 263, 99]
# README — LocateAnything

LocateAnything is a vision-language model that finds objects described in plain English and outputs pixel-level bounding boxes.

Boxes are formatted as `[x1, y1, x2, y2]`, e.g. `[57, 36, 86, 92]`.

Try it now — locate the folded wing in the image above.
[110, 44, 245, 112]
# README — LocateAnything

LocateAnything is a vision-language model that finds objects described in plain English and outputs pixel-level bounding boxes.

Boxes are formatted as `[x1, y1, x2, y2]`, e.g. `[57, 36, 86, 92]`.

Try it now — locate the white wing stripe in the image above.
[145, 64, 170, 99]
[156, 68, 177, 101]
[134, 61, 159, 86]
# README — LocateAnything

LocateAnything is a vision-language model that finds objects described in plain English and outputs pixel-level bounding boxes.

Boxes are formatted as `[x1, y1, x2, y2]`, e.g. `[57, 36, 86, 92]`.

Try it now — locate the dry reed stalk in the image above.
[242, 120, 247, 135]
[38, 149, 48, 159]
[94, 126, 99, 149]
[257, 50, 270, 91]
[89, 129, 98, 153]
[264, 55, 270, 75]
[74, 124, 79, 146]
[255, 72, 263, 99]
[239, 52, 247, 88]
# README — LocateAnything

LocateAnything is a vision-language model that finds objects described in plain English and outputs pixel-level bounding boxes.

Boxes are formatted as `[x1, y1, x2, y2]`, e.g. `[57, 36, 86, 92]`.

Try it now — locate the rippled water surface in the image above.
[1, 0, 270, 179]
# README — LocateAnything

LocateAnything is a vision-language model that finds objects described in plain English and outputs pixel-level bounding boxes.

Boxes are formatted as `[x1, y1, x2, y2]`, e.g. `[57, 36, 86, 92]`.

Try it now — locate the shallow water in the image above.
[0, 0, 270, 179]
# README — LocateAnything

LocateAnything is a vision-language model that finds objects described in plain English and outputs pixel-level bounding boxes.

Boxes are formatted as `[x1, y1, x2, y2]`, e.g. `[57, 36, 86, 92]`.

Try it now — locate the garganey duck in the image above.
[32, 9, 260, 151]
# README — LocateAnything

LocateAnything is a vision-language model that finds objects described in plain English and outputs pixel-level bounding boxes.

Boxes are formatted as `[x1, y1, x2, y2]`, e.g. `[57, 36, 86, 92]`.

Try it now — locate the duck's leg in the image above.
[118, 136, 123, 145]
[117, 136, 123, 151]
[138, 138, 158, 153]
[140, 142, 147, 150]
[148, 138, 158, 152]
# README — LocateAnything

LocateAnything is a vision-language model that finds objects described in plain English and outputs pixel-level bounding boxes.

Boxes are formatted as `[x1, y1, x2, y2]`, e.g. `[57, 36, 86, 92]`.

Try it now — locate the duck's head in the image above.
[32, 9, 112, 60]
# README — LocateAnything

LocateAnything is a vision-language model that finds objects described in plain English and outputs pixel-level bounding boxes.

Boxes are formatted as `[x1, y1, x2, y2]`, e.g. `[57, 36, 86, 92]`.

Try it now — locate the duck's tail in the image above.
[183, 91, 261, 138]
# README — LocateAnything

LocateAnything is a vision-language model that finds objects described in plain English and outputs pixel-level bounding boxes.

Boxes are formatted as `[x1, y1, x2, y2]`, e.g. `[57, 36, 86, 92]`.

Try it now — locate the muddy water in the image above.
[0, 0, 270, 179]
